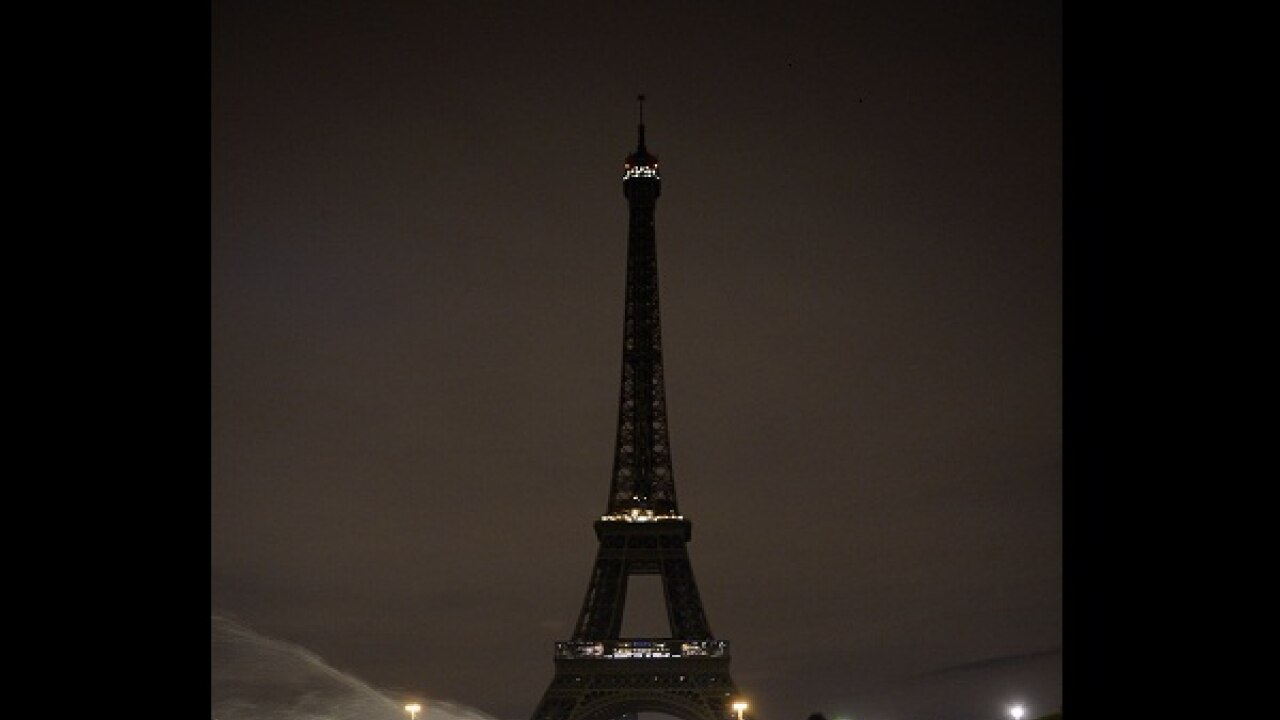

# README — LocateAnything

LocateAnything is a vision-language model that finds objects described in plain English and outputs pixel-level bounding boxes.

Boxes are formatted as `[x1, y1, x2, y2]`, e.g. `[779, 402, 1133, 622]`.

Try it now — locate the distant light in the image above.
[1009, 705, 1025, 720]
[732, 701, 749, 720]
[406, 703, 422, 720]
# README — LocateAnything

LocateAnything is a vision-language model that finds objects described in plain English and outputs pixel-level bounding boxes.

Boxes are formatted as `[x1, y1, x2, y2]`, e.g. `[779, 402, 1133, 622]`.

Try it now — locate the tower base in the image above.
[531, 655, 740, 720]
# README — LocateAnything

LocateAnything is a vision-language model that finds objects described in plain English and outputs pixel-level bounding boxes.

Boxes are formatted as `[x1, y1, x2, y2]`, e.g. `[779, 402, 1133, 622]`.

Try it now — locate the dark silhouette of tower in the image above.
[530, 98, 744, 720]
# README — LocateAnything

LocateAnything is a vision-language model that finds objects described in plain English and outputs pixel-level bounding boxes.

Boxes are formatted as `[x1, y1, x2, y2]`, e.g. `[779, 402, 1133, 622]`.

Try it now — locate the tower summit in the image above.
[623, 94, 660, 194]
[530, 99, 745, 720]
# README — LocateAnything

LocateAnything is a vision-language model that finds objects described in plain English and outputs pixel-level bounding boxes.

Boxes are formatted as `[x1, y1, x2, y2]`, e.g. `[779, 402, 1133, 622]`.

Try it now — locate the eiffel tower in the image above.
[530, 98, 745, 720]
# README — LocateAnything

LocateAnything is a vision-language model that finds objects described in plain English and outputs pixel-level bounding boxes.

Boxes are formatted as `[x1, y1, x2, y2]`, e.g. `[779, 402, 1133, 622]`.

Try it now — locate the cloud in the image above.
[211, 615, 500, 720]
[912, 648, 1063, 679]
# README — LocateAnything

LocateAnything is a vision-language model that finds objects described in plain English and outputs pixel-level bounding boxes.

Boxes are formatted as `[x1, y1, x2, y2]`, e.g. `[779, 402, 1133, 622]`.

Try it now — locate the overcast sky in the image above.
[212, 2, 1062, 720]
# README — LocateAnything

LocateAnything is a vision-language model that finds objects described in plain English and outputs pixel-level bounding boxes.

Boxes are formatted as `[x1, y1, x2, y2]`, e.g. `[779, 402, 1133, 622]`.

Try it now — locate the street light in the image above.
[732, 701, 749, 720]
[405, 703, 422, 720]
[1009, 704, 1025, 720]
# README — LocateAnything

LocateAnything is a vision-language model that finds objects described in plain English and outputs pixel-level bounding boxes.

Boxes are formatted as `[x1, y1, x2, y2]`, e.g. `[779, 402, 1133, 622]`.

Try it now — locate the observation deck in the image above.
[555, 639, 729, 660]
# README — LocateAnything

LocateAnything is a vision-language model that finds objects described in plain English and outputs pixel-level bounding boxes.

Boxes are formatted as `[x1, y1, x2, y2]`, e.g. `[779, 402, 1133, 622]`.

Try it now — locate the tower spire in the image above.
[637, 93, 646, 151]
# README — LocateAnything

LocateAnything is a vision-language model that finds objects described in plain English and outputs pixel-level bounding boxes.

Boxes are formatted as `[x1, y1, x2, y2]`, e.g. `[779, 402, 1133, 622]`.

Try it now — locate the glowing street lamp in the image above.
[1009, 704, 1025, 720]
[405, 703, 422, 720]
[732, 701, 749, 720]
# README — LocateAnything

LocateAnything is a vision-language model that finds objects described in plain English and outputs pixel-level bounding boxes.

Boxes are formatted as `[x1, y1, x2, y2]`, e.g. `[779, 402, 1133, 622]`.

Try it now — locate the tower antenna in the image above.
[637, 94, 646, 150]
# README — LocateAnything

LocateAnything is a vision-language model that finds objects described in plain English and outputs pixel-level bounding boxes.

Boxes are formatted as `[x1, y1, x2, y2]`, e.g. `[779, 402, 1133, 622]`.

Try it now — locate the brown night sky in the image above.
[212, 2, 1064, 719]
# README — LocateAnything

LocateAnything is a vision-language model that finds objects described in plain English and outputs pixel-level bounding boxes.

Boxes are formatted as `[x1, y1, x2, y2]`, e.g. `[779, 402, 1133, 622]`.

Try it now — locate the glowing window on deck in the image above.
[623, 165, 660, 179]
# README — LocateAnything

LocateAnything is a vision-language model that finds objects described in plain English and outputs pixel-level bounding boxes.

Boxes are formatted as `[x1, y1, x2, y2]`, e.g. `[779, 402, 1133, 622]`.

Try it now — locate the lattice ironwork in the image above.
[608, 126, 677, 518]
[530, 103, 745, 720]
[570, 522, 712, 642]
[530, 657, 740, 720]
